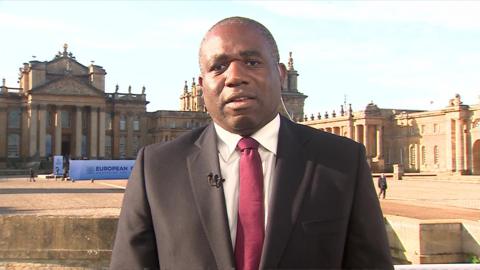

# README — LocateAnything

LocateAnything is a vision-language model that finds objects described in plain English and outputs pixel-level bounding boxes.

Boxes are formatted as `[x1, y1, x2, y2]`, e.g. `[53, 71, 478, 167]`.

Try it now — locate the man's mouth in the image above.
[225, 95, 256, 109]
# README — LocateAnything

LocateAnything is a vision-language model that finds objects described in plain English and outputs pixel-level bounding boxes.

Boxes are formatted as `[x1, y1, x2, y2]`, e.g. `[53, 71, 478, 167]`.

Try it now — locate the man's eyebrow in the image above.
[204, 50, 264, 68]
[206, 54, 229, 66]
[239, 50, 262, 58]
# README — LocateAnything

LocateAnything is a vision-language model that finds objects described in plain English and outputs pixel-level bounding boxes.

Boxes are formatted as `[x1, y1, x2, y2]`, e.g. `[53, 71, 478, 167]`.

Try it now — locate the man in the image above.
[29, 168, 36, 182]
[110, 17, 393, 270]
[378, 173, 388, 199]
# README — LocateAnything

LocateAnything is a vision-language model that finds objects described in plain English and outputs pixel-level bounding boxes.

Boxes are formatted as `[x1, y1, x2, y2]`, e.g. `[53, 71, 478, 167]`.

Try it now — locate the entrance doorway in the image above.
[61, 136, 71, 158]
[473, 140, 480, 175]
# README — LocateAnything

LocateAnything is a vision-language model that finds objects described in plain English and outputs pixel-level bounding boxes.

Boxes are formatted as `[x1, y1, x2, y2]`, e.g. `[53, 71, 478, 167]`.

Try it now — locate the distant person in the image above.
[62, 167, 68, 181]
[378, 173, 388, 199]
[110, 16, 393, 270]
[29, 168, 36, 182]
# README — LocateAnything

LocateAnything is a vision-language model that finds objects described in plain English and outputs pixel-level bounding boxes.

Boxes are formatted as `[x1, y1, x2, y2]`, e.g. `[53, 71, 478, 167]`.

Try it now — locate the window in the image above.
[409, 145, 416, 167]
[8, 108, 21, 129]
[105, 113, 112, 130]
[47, 111, 53, 128]
[82, 111, 88, 129]
[421, 125, 425, 134]
[119, 136, 126, 159]
[421, 146, 426, 165]
[45, 134, 52, 156]
[434, 146, 439, 164]
[133, 116, 140, 131]
[61, 111, 70, 128]
[433, 123, 439, 133]
[7, 134, 20, 157]
[81, 134, 87, 157]
[119, 115, 126, 131]
[105, 135, 112, 159]
[132, 136, 140, 154]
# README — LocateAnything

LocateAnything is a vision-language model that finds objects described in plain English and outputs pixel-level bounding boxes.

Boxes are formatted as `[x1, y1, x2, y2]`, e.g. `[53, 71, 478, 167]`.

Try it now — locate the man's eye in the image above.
[245, 60, 260, 66]
[211, 64, 227, 72]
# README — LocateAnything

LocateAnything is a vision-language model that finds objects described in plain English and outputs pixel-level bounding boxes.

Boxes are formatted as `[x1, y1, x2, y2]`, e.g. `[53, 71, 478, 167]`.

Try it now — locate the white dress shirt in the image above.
[213, 114, 280, 249]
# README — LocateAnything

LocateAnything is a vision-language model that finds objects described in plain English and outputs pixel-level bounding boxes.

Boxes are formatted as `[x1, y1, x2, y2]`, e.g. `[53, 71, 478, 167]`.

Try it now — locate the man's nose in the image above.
[225, 61, 248, 87]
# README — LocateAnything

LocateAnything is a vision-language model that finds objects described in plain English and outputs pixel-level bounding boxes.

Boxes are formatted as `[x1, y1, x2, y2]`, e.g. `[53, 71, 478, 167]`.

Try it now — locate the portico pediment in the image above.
[46, 57, 88, 76]
[31, 77, 103, 97]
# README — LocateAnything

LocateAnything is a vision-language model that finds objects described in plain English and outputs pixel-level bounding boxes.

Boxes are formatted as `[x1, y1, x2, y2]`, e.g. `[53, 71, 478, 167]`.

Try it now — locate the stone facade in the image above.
[0, 45, 210, 170]
[2, 45, 479, 176]
[301, 95, 480, 175]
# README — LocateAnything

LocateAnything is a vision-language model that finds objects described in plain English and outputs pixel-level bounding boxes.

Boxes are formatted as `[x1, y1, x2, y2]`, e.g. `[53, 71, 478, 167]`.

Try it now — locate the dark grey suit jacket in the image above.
[110, 116, 393, 270]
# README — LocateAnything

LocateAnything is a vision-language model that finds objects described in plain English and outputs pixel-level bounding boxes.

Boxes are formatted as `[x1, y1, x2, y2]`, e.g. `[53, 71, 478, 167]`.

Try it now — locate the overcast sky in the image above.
[1, 1, 479, 116]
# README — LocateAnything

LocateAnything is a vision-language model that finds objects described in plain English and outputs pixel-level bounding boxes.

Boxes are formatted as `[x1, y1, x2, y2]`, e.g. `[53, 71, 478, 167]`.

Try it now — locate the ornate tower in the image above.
[281, 52, 307, 121]
[179, 77, 205, 112]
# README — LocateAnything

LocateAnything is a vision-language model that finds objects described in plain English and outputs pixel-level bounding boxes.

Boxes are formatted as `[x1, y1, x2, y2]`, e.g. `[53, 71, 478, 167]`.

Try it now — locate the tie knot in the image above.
[237, 137, 259, 151]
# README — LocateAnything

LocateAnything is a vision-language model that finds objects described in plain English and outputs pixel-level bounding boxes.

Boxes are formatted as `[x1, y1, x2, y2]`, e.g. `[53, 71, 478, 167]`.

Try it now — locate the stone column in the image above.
[0, 107, 7, 159]
[456, 119, 465, 173]
[126, 113, 133, 158]
[112, 113, 120, 159]
[28, 105, 38, 157]
[38, 105, 47, 157]
[446, 118, 455, 172]
[348, 123, 354, 140]
[376, 125, 383, 158]
[21, 105, 29, 157]
[364, 124, 369, 157]
[98, 108, 106, 159]
[89, 106, 98, 159]
[54, 108, 62, 155]
[355, 125, 361, 143]
[75, 106, 82, 158]
[464, 120, 472, 174]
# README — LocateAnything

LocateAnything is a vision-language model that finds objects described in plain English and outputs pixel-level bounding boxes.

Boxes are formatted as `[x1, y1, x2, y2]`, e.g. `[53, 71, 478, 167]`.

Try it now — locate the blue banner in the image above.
[53, 155, 64, 176]
[69, 160, 135, 180]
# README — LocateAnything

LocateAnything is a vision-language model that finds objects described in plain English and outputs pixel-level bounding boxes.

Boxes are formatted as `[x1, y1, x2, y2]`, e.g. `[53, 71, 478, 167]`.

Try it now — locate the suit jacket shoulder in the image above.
[280, 117, 364, 172]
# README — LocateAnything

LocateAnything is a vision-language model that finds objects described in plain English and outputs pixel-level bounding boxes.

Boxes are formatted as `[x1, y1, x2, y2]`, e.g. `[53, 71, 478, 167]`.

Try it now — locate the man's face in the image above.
[199, 23, 286, 136]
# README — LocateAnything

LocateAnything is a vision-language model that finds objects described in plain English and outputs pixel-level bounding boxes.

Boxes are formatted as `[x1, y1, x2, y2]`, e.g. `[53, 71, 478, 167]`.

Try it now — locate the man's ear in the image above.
[277, 63, 287, 88]
[198, 76, 203, 87]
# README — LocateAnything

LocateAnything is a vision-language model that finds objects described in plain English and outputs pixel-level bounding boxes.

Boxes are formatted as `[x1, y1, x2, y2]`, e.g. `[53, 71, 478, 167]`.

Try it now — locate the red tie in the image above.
[235, 137, 264, 270]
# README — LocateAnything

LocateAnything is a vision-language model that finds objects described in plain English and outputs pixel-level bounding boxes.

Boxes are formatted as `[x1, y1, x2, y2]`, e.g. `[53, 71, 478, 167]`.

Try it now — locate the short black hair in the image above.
[199, 16, 280, 72]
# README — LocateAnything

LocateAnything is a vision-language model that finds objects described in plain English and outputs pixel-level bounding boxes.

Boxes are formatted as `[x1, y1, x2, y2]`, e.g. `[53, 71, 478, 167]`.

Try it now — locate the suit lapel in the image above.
[260, 117, 313, 268]
[186, 124, 235, 269]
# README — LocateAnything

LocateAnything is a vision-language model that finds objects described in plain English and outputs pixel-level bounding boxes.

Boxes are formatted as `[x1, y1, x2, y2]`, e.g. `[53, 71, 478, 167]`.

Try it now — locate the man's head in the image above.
[198, 17, 286, 136]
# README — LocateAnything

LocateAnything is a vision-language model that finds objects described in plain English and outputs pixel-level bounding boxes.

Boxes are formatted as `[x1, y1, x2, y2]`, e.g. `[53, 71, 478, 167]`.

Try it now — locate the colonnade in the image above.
[322, 123, 384, 159]
[27, 104, 106, 159]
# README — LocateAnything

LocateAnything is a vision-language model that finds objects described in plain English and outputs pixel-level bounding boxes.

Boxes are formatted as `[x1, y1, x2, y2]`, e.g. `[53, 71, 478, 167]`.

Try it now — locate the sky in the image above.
[1, 1, 479, 116]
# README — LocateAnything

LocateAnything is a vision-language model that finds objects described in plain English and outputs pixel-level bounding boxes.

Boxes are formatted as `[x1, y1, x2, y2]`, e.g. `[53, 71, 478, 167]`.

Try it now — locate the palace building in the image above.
[300, 96, 480, 175]
[1, 45, 479, 175]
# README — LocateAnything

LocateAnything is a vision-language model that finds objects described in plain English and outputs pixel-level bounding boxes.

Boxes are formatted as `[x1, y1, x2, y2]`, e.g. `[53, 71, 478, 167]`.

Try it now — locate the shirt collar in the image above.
[214, 114, 280, 162]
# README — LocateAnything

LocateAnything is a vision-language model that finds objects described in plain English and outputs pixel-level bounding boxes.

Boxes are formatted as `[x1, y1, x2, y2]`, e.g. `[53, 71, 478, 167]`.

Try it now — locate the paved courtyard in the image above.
[0, 176, 479, 220]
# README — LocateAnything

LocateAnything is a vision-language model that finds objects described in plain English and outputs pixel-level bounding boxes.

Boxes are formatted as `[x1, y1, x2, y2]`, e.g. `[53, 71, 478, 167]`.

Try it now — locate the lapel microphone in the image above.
[207, 172, 225, 188]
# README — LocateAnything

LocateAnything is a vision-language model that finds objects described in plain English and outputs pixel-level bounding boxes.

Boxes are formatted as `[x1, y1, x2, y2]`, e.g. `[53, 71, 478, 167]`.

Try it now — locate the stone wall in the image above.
[1, 215, 480, 268]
